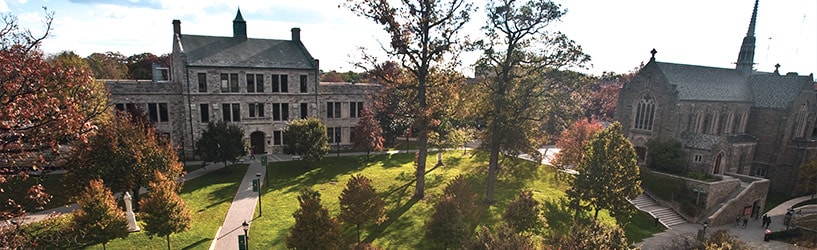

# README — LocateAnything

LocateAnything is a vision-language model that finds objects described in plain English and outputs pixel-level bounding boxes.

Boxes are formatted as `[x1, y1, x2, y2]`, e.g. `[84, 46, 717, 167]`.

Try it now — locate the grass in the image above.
[793, 198, 817, 208]
[183, 162, 205, 173]
[0, 173, 70, 212]
[765, 192, 790, 212]
[251, 151, 663, 249]
[83, 164, 249, 250]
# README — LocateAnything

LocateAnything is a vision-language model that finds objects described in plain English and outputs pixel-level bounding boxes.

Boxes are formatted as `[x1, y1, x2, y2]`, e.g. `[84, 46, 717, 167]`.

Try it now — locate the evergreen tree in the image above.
[71, 179, 129, 250]
[568, 122, 641, 219]
[352, 109, 385, 160]
[195, 121, 246, 166]
[463, 224, 534, 250]
[425, 194, 470, 249]
[646, 138, 687, 174]
[139, 171, 192, 250]
[287, 189, 342, 250]
[503, 190, 545, 234]
[338, 174, 386, 244]
[443, 175, 480, 222]
[283, 118, 331, 162]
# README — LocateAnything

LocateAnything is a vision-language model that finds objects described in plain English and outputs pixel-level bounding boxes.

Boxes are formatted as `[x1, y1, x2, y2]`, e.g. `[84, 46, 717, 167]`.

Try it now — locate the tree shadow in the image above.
[266, 156, 374, 194]
[543, 197, 583, 236]
[181, 238, 211, 250]
[363, 196, 420, 243]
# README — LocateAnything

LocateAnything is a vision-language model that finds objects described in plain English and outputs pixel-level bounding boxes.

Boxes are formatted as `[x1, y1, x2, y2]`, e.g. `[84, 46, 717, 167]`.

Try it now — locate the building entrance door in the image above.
[250, 131, 266, 154]
[714, 153, 723, 175]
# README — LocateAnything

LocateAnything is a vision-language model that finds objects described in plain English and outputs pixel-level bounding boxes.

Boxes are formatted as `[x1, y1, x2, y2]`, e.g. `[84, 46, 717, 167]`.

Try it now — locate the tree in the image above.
[442, 175, 480, 222]
[568, 122, 641, 219]
[287, 189, 342, 250]
[554, 220, 628, 250]
[195, 121, 246, 166]
[338, 174, 385, 244]
[579, 70, 636, 121]
[551, 118, 603, 170]
[446, 127, 474, 155]
[475, 0, 589, 203]
[71, 179, 129, 250]
[370, 61, 414, 147]
[352, 109, 385, 160]
[63, 112, 182, 211]
[85, 51, 129, 79]
[796, 159, 817, 196]
[283, 118, 330, 162]
[126, 52, 170, 80]
[463, 224, 534, 250]
[1, 10, 107, 241]
[646, 138, 687, 174]
[503, 190, 545, 234]
[346, 0, 474, 199]
[139, 171, 192, 250]
[425, 195, 470, 249]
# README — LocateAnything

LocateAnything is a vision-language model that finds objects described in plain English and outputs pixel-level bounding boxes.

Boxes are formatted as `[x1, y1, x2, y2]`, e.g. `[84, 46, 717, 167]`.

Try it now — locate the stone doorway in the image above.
[713, 152, 724, 175]
[250, 131, 266, 154]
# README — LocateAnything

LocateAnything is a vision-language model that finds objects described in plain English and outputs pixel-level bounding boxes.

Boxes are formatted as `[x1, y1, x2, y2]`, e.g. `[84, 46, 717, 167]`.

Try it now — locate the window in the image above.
[273, 131, 283, 146]
[220, 73, 239, 93]
[753, 166, 767, 177]
[246, 74, 264, 93]
[147, 103, 169, 123]
[694, 154, 703, 162]
[272, 103, 289, 121]
[300, 103, 308, 119]
[272, 74, 288, 93]
[115, 103, 125, 112]
[350, 127, 356, 143]
[327, 102, 342, 118]
[350, 101, 364, 118]
[633, 95, 655, 130]
[200, 104, 210, 123]
[327, 127, 341, 144]
[793, 103, 808, 138]
[197, 73, 207, 92]
[222, 103, 241, 122]
[249, 103, 265, 118]
[300, 75, 308, 93]
[708, 112, 719, 134]
[723, 112, 735, 134]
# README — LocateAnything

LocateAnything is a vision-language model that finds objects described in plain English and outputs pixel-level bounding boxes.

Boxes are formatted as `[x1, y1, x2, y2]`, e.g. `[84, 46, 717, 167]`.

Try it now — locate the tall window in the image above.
[793, 103, 809, 138]
[350, 101, 364, 118]
[246, 74, 264, 93]
[300, 103, 308, 119]
[197, 73, 207, 93]
[222, 103, 241, 122]
[147, 103, 168, 123]
[327, 102, 342, 118]
[327, 127, 341, 144]
[300, 75, 308, 93]
[249, 103, 265, 118]
[272, 74, 288, 93]
[273, 131, 283, 146]
[723, 112, 735, 134]
[633, 95, 655, 130]
[272, 103, 289, 121]
[200, 104, 210, 123]
[708, 112, 720, 135]
[220, 73, 239, 93]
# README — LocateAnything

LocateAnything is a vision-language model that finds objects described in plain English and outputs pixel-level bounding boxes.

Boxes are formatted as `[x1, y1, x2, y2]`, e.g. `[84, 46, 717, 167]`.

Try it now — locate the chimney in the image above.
[233, 9, 247, 40]
[292, 27, 301, 42]
[173, 19, 181, 35]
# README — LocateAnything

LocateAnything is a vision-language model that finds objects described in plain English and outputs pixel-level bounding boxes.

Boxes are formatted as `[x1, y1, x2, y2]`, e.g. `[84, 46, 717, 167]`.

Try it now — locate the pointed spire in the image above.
[735, 0, 759, 75]
[233, 8, 247, 40]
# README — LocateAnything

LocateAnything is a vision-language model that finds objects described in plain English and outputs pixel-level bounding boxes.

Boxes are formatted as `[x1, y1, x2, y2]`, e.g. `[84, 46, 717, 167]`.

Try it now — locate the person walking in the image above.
[742, 216, 748, 229]
[735, 215, 741, 227]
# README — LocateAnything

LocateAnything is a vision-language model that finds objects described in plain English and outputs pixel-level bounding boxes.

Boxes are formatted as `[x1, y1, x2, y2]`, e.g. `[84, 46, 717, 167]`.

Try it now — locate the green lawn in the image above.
[83, 164, 249, 250]
[251, 151, 663, 249]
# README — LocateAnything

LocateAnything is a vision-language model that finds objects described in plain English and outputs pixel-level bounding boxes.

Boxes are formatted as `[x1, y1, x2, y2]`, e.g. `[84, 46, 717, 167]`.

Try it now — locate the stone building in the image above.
[107, 10, 380, 158]
[615, 0, 815, 224]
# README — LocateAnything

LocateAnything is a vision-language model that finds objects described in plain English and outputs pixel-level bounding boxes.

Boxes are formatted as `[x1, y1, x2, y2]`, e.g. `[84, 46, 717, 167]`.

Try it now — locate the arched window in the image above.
[793, 103, 808, 138]
[634, 95, 656, 130]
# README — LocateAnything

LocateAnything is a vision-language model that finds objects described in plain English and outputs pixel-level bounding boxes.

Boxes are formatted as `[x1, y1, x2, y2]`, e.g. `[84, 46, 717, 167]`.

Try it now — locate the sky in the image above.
[1, 0, 815, 78]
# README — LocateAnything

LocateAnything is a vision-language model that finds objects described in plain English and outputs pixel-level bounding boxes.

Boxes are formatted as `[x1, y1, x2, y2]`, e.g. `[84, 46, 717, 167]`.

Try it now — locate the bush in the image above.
[646, 139, 686, 174]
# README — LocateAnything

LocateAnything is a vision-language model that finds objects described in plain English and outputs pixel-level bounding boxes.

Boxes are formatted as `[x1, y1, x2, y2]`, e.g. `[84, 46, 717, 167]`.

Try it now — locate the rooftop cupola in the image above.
[735, 0, 759, 75]
[233, 8, 247, 40]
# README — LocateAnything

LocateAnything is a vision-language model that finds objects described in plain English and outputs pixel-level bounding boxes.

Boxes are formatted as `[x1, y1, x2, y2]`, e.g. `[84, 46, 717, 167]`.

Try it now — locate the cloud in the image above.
[68, 0, 162, 9]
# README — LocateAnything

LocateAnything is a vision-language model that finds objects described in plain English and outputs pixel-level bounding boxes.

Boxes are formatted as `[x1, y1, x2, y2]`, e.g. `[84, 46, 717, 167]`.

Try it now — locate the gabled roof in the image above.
[654, 62, 753, 102]
[749, 74, 810, 109]
[180, 35, 316, 69]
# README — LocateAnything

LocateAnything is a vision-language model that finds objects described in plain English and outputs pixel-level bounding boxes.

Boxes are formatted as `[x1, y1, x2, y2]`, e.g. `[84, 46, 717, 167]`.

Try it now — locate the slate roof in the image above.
[654, 62, 753, 102]
[749, 74, 809, 109]
[679, 132, 723, 150]
[180, 35, 316, 69]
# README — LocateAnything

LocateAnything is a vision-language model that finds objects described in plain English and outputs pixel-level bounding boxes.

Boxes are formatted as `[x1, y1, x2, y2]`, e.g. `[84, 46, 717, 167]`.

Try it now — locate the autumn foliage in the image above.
[338, 174, 385, 244]
[552, 118, 603, 170]
[352, 108, 384, 159]
[139, 171, 192, 250]
[71, 179, 129, 250]
[287, 189, 342, 250]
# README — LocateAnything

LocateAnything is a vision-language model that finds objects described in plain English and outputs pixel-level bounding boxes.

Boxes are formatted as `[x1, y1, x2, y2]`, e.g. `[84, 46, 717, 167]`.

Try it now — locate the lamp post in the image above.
[242, 220, 249, 249]
[256, 172, 262, 217]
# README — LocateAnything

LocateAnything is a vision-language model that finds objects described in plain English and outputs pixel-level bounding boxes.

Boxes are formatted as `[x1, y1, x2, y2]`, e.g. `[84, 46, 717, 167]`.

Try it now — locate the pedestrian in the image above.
[735, 215, 741, 227]
[742, 216, 748, 229]
[765, 215, 772, 229]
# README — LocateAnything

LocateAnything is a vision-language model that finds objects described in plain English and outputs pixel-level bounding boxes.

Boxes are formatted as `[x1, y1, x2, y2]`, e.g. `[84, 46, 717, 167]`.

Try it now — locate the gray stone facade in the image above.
[107, 10, 380, 159]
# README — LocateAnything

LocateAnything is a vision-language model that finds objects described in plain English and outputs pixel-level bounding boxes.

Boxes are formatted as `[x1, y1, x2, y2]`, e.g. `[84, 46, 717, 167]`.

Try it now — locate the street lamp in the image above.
[703, 221, 708, 234]
[242, 220, 249, 249]
[256, 172, 262, 217]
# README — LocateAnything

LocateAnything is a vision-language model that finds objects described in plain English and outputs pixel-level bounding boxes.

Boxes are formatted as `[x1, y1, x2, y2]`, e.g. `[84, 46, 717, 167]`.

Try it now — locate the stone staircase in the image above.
[630, 193, 688, 227]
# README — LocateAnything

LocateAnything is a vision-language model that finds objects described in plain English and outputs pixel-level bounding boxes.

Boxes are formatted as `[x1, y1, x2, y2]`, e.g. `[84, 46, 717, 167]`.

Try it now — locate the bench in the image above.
[291, 155, 302, 160]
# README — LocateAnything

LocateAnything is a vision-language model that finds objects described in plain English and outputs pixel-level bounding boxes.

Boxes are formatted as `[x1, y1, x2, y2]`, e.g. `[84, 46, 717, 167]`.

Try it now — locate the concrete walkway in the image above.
[637, 195, 816, 249]
[210, 156, 266, 250]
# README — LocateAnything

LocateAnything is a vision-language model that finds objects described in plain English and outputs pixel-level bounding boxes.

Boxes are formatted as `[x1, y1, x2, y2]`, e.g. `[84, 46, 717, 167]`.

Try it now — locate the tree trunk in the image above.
[486, 129, 501, 204]
[414, 129, 428, 199]
[356, 224, 361, 244]
[103, 242, 106, 250]
[594, 208, 600, 220]
[167, 235, 171, 250]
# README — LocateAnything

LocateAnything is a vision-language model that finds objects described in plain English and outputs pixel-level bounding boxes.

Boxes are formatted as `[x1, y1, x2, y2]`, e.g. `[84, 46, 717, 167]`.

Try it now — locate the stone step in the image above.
[629, 193, 688, 228]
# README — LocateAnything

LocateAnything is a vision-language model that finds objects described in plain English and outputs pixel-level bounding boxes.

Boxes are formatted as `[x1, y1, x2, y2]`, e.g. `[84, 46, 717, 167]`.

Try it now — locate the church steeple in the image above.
[735, 0, 758, 75]
[233, 8, 247, 40]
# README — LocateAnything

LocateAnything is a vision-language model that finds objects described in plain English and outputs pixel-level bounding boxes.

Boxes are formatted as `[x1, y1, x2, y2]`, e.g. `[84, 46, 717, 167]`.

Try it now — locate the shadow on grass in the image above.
[363, 196, 420, 243]
[266, 156, 374, 194]
[181, 238, 211, 250]
[197, 183, 240, 212]
[543, 197, 579, 236]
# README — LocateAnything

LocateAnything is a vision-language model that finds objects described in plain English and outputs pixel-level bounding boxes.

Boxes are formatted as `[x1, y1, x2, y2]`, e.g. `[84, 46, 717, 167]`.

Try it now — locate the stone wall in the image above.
[648, 170, 738, 216]
[707, 174, 769, 226]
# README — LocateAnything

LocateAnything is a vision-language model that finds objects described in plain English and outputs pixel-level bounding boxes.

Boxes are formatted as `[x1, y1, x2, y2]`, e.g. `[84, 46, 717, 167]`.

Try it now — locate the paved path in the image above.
[637, 195, 815, 249]
[211, 157, 266, 250]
